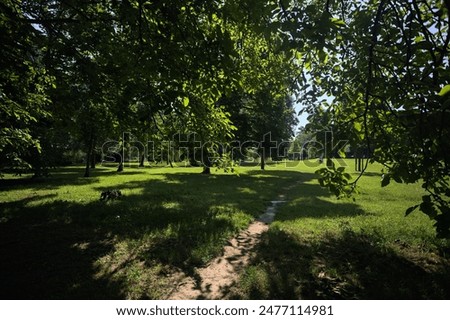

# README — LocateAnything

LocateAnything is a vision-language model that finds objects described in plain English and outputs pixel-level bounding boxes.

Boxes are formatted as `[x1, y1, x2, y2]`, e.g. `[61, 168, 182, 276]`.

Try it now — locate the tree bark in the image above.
[90, 149, 96, 169]
[326, 158, 333, 169]
[84, 134, 94, 177]
[139, 153, 145, 167]
[201, 166, 211, 174]
[117, 136, 124, 172]
[260, 147, 265, 170]
[201, 148, 211, 174]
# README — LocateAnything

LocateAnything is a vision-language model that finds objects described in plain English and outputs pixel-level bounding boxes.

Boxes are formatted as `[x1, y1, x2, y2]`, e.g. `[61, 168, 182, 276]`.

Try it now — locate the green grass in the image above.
[0, 162, 304, 299]
[230, 161, 450, 299]
[1, 160, 449, 299]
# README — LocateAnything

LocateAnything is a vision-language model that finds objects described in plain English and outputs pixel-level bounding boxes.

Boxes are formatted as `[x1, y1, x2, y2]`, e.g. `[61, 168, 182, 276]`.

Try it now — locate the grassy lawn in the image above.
[1, 160, 449, 299]
[230, 161, 450, 299]
[0, 162, 303, 299]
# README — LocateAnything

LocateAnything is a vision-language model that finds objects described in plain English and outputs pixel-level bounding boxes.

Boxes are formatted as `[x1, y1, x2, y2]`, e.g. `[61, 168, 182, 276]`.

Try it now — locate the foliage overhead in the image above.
[0, 0, 299, 176]
[278, 0, 450, 237]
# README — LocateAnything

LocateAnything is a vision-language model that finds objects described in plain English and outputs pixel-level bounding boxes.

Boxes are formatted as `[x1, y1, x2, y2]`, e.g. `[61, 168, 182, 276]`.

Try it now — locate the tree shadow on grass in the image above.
[230, 228, 450, 299]
[0, 174, 101, 192]
[0, 166, 146, 192]
[0, 168, 317, 299]
[0, 215, 122, 299]
[0, 196, 221, 299]
[266, 175, 372, 221]
[226, 171, 450, 300]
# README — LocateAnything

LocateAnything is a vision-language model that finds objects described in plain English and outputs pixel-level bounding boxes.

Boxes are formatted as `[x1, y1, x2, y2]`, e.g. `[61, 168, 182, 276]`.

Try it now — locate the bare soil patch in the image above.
[167, 220, 268, 299]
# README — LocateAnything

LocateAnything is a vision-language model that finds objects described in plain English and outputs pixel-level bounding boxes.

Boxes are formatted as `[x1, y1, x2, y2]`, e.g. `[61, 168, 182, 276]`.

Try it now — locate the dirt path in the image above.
[166, 194, 289, 300]
[167, 220, 269, 299]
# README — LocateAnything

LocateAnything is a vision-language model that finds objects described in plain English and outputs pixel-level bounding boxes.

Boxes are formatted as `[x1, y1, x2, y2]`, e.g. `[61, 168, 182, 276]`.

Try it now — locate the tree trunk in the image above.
[201, 148, 211, 174]
[355, 158, 363, 171]
[84, 158, 90, 177]
[139, 153, 145, 167]
[260, 147, 265, 170]
[117, 136, 124, 172]
[189, 151, 198, 166]
[202, 166, 211, 174]
[90, 149, 96, 169]
[84, 135, 94, 177]
[326, 158, 333, 169]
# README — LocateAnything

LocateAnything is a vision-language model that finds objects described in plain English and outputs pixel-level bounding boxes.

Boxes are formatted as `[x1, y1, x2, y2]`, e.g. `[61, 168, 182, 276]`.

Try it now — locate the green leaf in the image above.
[338, 148, 346, 158]
[438, 84, 450, 96]
[414, 35, 424, 43]
[330, 17, 346, 27]
[182, 97, 190, 107]
[318, 50, 328, 63]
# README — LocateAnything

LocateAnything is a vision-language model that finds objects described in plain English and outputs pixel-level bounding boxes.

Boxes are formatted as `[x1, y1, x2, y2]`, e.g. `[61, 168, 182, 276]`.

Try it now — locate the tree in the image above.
[2, 0, 259, 175]
[0, 1, 53, 175]
[275, 0, 450, 237]
[219, 23, 300, 169]
[288, 126, 317, 160]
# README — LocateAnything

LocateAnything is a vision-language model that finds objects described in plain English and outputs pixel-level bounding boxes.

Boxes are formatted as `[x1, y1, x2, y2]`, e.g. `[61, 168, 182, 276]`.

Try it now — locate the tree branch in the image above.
[353, 0, 386, 185]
